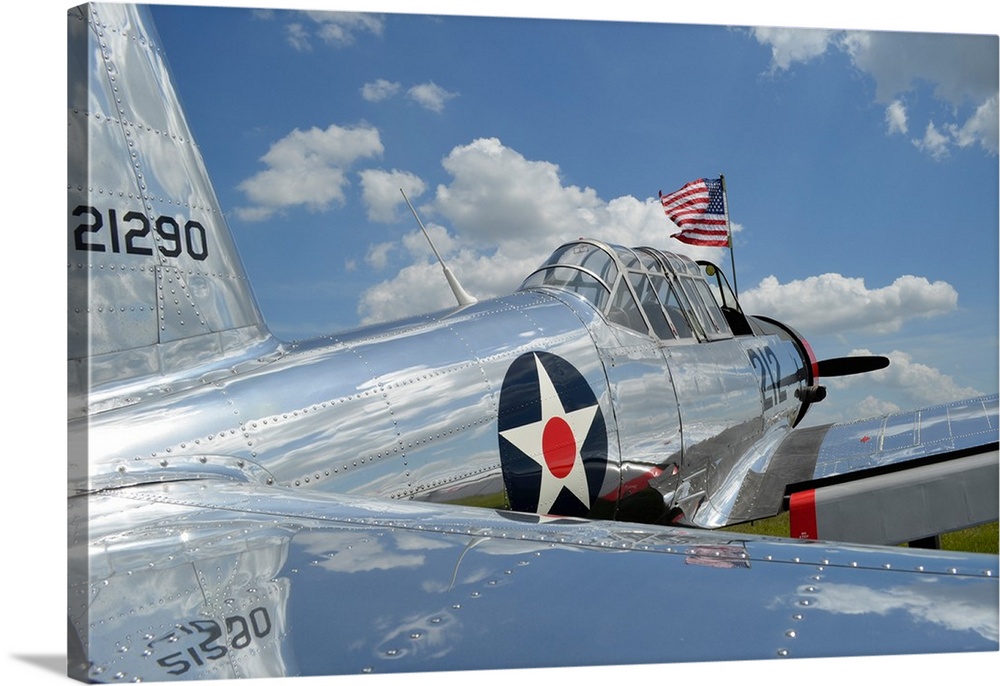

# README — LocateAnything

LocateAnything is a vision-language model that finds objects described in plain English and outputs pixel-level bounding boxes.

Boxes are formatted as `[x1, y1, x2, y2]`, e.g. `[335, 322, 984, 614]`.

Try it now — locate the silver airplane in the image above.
[68, 4, 999, 682]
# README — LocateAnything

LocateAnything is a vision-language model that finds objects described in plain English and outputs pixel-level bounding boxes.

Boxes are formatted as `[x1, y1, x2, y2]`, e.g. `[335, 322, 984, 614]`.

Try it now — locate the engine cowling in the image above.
[748, 315, 822, 427]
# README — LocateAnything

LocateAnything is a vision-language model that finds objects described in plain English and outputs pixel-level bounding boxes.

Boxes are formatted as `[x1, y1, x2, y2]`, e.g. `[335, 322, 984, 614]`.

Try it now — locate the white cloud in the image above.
[358, 250, 543, 324]
[361, 79, 401, 102]
[232, 205, 276, 223]
[364, 241, 394, 270]
[841, 31, 997, 106]
[235, 123, 383, 221]
[885, 99, 907, 135]
[855, 395, 902, 418]
[359, 169, 427, 222]
[751, 27, 835, 71]
[433, 138, 602, 247]
[846, 30, 998, 157]
[305, 11, 384, 46]
[400, 222, 459, 258]
[285, 23, 311, 52]
[407, 82, 459, 112]
[752, 28, 999, 157]
[948, 94, 999, 154]
[831, 349, 982, 407]
[913, 121, 951, 160]
[363, 80, 459, 112]
[739, 272, 958, 335]
[281, 11, 384, 51]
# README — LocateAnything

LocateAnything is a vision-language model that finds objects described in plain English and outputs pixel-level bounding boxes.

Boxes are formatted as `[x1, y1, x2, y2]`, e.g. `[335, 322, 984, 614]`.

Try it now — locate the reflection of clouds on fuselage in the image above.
[373, 609, 463, 664]
[187, 274, 230, 330]
[297, 530, 452, 573]
[798, 581, 998, 643]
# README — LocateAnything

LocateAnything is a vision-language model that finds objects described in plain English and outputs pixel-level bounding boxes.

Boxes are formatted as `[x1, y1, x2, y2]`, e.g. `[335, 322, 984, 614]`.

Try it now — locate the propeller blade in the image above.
[816, 355, 890, 378]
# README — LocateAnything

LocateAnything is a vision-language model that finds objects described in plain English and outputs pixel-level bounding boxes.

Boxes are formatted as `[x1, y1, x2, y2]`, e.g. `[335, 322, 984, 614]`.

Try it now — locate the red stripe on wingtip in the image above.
[789, 490, 818, 540]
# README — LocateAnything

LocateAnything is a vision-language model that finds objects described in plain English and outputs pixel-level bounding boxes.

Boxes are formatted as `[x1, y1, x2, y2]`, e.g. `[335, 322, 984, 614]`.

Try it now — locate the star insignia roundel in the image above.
[497, 351, 608, 516]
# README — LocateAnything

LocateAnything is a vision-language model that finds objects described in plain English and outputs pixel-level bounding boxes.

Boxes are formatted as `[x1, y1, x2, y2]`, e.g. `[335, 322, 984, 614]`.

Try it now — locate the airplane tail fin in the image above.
[68, 4, 276, 409]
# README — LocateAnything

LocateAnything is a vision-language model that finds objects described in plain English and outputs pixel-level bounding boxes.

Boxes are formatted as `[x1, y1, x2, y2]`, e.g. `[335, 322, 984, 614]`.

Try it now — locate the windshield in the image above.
[520, 239, 734, 341]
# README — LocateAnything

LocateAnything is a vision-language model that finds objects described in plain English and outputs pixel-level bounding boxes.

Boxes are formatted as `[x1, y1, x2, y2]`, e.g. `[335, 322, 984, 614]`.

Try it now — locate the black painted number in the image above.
[72, 205, 209, 261]
[748, 345, 787, 411]
[150, 607, 272, 676]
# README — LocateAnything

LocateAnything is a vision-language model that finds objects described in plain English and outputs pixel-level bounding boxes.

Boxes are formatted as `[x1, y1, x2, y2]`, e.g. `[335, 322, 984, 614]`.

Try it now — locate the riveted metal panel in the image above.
[810, 451, 999, 545]
[69, 4, 267, 396]
[814, 395, 1000, 479]
[73, 480, 998, 681]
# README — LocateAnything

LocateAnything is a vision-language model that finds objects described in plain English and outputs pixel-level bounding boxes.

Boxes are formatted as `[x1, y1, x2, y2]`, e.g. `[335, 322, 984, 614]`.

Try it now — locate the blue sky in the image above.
[143, 1, 999, 426]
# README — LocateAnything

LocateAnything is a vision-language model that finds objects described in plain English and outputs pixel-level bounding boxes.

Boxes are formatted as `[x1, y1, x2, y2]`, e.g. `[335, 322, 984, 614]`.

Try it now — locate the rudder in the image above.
[68, 4, 273, 408]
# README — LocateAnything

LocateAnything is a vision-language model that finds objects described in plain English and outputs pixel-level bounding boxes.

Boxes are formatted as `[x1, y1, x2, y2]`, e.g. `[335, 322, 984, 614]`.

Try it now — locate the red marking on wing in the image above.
[789, 490, 818, 540]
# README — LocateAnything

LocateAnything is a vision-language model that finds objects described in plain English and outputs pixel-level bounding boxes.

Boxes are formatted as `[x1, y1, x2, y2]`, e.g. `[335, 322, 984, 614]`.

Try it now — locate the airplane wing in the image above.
[70, 478, 998, 681]
[746, 395, 999, 545]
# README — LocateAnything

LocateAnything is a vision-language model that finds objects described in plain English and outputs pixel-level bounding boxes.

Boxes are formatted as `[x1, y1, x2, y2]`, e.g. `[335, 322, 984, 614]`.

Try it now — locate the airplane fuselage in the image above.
[76, 263, 811, 528]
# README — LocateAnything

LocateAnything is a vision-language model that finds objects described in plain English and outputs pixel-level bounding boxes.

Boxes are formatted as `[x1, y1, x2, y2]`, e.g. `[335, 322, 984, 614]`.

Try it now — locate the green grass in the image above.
[723, 512, 998, 554]
[940, 521, 999, 554]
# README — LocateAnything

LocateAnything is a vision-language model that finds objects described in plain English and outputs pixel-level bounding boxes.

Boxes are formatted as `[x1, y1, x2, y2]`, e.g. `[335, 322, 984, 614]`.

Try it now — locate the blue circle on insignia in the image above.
[497, 351, 608, 517]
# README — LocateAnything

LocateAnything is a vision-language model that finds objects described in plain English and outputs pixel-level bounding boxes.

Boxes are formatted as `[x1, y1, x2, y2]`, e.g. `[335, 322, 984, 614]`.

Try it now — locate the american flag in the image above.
[658, 177, 730, 247]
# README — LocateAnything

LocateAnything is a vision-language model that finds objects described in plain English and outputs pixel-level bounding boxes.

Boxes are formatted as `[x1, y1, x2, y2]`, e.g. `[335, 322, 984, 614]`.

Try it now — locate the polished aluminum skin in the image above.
[68, 2, 277, 413]
[71, 481, 998, 681]
[813, 395, 1000, 479]
[68, 4, 999, 682]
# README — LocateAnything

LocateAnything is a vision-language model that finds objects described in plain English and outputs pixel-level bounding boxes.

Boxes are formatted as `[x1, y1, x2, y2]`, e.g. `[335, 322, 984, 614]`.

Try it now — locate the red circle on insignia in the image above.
[542, 417, 576, 478]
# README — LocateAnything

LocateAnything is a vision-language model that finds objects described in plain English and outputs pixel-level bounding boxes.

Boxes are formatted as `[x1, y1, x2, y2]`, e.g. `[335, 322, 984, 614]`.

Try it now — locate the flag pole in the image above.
[720, 173, 738, 298]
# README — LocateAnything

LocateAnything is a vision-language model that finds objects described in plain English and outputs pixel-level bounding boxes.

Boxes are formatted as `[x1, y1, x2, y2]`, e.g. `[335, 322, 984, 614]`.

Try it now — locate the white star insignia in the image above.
[499, 353, 599, 514]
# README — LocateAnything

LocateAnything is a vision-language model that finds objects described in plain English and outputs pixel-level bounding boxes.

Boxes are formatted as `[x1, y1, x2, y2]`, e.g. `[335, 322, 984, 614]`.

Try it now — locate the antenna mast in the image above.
[400, 189, 477, 307]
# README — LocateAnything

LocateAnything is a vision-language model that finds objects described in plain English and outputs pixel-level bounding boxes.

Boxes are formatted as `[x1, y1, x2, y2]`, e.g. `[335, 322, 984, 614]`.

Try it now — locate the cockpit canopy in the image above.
[519, 239, 749, 342]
